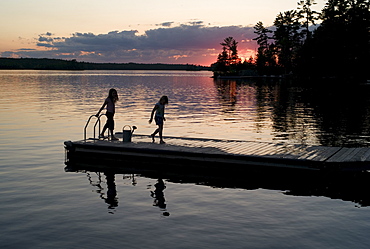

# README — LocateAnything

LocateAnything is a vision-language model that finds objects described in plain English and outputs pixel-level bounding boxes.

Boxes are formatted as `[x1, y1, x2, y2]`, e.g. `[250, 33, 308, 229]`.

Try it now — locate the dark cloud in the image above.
[188, 21, 204, 26]
[2, 24, 258, 65]
[157, 22, 174, 27]
[38, 36, 53, 42]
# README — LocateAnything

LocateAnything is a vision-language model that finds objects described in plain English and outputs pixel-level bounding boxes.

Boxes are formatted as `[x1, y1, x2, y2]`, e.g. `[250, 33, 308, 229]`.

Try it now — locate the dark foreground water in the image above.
[1, 70, 370, 249]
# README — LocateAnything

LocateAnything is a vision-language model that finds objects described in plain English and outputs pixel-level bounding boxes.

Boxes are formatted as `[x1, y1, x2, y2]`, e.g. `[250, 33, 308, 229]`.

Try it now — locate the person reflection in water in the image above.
[150, 178, 170, 216]
[96, 88, 119, 140]
[104, 172, 118, 212]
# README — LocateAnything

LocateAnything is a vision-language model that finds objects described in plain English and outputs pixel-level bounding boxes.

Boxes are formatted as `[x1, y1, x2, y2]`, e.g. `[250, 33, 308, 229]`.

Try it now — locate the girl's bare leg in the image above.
[100, 124, 108, 138]
[151, 128, 159, 142]
[158, 124, 165, 144]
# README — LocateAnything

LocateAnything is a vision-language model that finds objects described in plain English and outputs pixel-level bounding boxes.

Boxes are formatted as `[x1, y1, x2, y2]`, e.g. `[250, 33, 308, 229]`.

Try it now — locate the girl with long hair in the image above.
[149, 95, 169, 144]
[96, 88, 119, 140]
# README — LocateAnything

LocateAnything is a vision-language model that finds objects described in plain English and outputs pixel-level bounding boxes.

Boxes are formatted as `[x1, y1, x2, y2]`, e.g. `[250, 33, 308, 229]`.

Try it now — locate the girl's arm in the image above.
[96, 100, 107, 117]
[149, 104, 159, 123]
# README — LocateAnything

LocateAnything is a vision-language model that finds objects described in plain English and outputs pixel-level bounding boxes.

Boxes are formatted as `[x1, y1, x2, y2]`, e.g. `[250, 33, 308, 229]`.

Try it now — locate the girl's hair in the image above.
[108, 88, 119, 103]
[160, 95, 169, 105]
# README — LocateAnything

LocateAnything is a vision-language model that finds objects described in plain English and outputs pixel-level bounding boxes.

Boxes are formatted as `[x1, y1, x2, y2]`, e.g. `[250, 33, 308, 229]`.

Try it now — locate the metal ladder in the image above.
[83, 114, 111, 141]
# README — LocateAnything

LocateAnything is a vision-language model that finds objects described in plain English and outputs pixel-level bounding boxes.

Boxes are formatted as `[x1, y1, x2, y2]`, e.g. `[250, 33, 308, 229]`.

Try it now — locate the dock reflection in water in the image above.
[65, 160, 370, 209]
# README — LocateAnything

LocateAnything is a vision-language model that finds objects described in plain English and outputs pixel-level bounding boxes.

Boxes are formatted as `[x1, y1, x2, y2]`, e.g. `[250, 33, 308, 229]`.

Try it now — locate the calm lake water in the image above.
[1, 70, 370, 249]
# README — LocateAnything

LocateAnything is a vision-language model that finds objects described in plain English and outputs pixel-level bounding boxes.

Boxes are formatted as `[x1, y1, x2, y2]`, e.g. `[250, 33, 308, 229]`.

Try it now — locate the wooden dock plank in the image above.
[247, 143, 281, 156]
[159, 138, 221, 152]
[228, 142, 267, 155]
[358, 148, 370, 161]
[341, 148, 370, 162]
[309, 147, 342, 161]
[164, 138, 202, 147]
[218, 141, 249, 151]
[326, 148, 357, 162]
[211, 141, 232, 152]
[223, 141, 253, 152]
[340, 148, 361, 162]
[262, 144, 295, 157]
[262, 145, 290, 158]
[243, 143, 276, 156]
[145, 140, 220, 154]
[166, 139, 220, 151]
[228, 142, 264, 153]
[302, 146, 322, 158]
[297, 146, 320, 160]
[279, 144, 311, 159]
[345, 148, 370, 162]
[296, 146, 341, 161]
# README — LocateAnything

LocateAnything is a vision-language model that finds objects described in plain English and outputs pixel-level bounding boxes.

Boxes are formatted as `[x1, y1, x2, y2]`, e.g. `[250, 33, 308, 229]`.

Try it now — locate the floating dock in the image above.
[64, 134, 370, 172]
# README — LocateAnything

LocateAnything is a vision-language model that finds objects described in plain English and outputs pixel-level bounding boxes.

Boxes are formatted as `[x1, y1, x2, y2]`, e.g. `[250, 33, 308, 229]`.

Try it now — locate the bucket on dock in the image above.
[122, 125, 137, 142]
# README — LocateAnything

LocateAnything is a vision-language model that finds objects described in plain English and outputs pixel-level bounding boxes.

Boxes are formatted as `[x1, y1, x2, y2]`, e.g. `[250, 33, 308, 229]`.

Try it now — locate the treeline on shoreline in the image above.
[212, 0, 369, 82]
[0, 58, 211, 71]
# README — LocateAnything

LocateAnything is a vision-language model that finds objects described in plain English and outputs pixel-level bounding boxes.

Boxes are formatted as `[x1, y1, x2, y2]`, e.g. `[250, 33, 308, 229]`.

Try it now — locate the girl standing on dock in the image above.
[149, 95, 168, 144]
[96, 88, 119, 140]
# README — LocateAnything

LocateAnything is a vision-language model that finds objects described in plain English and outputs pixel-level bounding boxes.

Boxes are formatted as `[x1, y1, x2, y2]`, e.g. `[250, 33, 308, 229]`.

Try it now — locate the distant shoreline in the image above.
[0, 58, 211, 71]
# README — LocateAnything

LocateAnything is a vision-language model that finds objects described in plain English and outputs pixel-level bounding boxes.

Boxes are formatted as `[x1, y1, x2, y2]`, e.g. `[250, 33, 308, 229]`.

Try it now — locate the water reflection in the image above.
[81, 168, 170, 215]
[86, 171, 118, 213]
[104, 172, 118, 211]
[4, 70, 370, 146]
[310, 85, 370, 147]
[213, 78, 370, 146]
[66, 161, 370, 208]
[215, 80, 237, 112]
[150, 179, 170, 216]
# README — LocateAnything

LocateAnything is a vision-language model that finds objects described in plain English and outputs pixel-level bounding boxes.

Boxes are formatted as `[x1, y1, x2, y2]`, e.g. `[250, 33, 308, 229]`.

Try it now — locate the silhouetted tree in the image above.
[220, 37, 241, 66]
[213, 37, 243, 76]
[297, 0, 319, 41]
[308, 0, 370, 80]
[253, 22, 278, 75]
[273, 10, 303, 74]
[223, 0, 370, 80]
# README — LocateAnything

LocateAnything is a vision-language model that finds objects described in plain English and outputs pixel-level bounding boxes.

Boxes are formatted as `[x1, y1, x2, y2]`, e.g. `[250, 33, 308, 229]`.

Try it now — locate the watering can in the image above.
[122, 125, 137, 142]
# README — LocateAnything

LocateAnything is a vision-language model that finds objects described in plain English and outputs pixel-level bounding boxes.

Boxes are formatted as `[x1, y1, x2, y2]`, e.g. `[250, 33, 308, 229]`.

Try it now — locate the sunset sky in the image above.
[0, 0, 325, 66]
